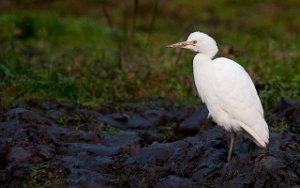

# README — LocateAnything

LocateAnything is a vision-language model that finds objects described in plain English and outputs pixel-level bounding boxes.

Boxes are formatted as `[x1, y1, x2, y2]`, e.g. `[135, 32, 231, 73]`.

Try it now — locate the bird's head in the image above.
[167, 31, 218, 58]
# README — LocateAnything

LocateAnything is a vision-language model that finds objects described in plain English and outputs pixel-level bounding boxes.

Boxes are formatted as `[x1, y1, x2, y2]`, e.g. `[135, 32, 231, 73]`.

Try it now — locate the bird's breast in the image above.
[192, 58, 214, 102]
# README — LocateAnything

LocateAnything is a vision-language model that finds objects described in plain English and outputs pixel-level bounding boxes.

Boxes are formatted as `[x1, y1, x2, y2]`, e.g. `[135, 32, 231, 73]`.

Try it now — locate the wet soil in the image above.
[0, 98, 299, 187]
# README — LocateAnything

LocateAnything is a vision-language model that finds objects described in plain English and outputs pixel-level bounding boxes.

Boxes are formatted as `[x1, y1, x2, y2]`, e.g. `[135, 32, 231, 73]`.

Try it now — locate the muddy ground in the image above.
[0, 98, 299, 187]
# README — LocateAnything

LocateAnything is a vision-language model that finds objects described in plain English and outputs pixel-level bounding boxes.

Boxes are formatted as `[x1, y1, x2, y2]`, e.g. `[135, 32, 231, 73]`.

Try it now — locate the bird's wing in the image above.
[207, 57, 269, 146]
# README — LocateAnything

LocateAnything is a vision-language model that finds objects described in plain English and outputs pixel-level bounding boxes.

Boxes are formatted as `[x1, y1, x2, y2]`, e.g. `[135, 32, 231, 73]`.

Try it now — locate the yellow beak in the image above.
[167, 41, 194, 48]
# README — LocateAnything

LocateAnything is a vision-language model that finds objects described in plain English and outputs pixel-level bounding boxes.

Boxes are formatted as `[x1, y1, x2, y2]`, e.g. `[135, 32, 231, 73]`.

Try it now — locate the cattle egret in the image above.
[167, 32, 269, 161]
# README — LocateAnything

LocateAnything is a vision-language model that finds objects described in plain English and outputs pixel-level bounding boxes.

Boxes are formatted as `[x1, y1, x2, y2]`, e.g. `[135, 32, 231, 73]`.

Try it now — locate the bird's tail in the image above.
[239, 118, 269, 148]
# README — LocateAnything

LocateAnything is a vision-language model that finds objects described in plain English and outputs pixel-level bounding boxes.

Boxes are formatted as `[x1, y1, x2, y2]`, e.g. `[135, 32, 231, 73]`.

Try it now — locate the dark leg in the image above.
[248, 141, 254, 157]
[227, 132, 236, 161]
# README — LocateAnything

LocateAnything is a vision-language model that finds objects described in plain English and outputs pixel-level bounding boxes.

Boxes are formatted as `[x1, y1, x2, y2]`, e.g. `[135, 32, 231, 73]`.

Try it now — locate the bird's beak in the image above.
[167, 41, 193, 48]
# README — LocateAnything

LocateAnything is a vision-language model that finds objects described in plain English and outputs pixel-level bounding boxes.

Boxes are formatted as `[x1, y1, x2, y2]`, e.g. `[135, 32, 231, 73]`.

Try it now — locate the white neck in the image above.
[193, 53, 213, 63]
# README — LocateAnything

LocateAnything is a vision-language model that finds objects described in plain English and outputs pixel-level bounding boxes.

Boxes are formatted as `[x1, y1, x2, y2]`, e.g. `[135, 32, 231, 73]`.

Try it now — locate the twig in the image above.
[101, 3, 113, 28]
[147, 0, 159, 44]
[129, 0, 139, 49]
[122, 0, 129, 35]
[175, 49, 184, 65]
[101, 2, 126, 68]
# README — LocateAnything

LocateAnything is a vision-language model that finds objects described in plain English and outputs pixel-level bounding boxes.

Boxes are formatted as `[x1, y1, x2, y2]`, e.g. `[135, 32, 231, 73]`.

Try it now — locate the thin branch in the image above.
[147, 0, 159, 43]
[129, 0, 139, 49]
[122, 0, 129, 35]
[101, 2, 126, 68]
[101, 3, 113, 28]
[175, 49, 184, 65]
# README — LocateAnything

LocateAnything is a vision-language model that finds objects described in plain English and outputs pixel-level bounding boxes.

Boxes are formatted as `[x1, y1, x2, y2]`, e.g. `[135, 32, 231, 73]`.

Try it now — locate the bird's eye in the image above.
[192, 40, 197, 44]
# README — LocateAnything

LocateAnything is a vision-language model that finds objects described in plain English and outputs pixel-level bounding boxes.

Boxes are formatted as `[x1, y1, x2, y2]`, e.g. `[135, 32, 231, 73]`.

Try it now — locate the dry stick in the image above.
[129, 0, 139, 50]
[175, 49, 184, 65]
[146, 0, 159, 44]
[101, 3, 125, 68]
[101, 3, 113, 28]
[122, 0, 129, 34]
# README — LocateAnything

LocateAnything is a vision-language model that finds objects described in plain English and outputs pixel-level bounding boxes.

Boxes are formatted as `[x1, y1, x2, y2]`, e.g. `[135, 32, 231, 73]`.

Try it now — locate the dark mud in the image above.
[0, 98, 300, 187]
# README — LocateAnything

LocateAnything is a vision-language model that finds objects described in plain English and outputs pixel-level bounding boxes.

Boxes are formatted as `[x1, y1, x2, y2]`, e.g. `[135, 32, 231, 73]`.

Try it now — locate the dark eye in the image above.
[193, 40, 197, 44]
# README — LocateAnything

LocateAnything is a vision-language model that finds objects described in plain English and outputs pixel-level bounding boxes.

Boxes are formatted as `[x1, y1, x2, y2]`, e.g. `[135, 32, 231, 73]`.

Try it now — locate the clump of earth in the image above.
[0, 97, 299, 187]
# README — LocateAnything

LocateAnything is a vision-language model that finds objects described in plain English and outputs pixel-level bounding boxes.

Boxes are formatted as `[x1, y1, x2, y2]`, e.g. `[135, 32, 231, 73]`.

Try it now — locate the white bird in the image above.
[167, 32, 269, 161]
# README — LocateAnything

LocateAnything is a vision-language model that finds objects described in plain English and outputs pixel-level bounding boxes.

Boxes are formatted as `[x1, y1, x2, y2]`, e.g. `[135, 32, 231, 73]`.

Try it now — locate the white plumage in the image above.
[168, 32, 269, 160]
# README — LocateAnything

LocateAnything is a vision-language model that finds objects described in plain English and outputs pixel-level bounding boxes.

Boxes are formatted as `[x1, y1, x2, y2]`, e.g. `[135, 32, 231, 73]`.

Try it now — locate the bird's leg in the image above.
[248, 141, 254, 157]
[227, 132, 236, 161]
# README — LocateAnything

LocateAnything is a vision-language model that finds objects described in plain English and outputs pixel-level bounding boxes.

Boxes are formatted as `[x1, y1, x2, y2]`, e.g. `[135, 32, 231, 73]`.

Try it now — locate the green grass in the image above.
[0, 0, 299, 112]
[21, 164, 61, 188]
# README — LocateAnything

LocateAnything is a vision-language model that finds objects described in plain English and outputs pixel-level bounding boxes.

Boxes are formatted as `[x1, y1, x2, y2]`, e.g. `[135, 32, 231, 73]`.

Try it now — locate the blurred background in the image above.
[0, 0, 299, 111]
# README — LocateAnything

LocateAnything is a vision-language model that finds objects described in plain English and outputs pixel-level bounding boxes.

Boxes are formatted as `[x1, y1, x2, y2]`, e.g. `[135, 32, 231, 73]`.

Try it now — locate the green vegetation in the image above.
[0, 0, 299, 112]
[101, 124, 121, 134]
[21, 164, 61, 188]
[269, 119, 290, 133]
[50, 113, 93, 130]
